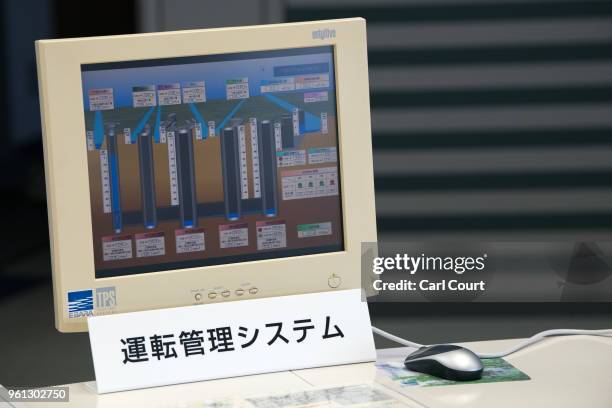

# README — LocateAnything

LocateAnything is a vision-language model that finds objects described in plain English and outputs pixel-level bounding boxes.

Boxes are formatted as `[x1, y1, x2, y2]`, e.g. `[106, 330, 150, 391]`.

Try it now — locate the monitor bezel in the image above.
[36, 18, 377, 332]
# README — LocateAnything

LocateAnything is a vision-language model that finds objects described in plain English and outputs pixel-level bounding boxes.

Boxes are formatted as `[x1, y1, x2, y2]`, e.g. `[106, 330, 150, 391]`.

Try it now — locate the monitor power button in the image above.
[328, 274, 341, 288]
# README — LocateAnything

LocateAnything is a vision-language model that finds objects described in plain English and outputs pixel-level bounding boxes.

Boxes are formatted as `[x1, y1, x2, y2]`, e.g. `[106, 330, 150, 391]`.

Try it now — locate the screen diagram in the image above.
[81, 46, 343, 278]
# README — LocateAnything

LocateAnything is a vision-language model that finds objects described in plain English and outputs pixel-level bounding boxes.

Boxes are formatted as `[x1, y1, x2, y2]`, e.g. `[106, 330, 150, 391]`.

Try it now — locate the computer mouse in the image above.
[404, 344, 484, 381]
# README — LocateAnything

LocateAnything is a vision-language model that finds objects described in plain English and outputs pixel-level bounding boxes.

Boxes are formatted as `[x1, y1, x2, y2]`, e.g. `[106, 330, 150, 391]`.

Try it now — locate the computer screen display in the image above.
[81, 46, 343, 278]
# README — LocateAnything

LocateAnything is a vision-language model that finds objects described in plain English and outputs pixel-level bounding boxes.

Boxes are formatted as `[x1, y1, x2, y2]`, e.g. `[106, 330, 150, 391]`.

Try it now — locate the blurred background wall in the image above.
[0, 0, 611, 387]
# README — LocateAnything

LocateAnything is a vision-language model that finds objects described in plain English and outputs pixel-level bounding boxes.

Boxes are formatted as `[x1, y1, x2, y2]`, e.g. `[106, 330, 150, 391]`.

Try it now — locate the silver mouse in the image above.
[404, 344, 484, 381]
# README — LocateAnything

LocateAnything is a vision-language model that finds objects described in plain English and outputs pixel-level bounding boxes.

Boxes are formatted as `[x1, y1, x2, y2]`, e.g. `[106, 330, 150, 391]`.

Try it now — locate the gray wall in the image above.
[1, 0, 54, 146]
[140, 0, 612, 244]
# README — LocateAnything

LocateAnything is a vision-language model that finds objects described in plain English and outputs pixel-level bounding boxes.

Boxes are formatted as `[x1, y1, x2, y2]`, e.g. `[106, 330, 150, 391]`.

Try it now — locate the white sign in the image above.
[274, 122, 283, 151]
[175, 228, 205, 254]
[250, 118, 261, 198]
[281, 167, 339, 200]
[132, 86, 156, 107]
[277, 149, 306, 167]
[123, 128, 132, 144]
[167, 132, 179, 206]
[296, 74, 329, 90]
[308, 147, 337, 164]
[292, 107, 300, 136]
[298, 222, 332, 238]
[99, 149, 111, 213]
[135, 232, 165, 257]
[158, 84, 181, 106]
[182, 81, 206, 103]
[88, 289, 374, 393]
[102, 235, 133, 261]
[219, 223, 249, 248]
[86, 131, 94, 151]
[304, 91, 328, 103]
[260, 78, 295, 93]
[256, 220, 287, 250]
[194, 122, 203, 140]
[238, 125, 249, 199]
[226, 78, 250, 100]
[88, 88, 114, 111]
[321, 112, 329, 134]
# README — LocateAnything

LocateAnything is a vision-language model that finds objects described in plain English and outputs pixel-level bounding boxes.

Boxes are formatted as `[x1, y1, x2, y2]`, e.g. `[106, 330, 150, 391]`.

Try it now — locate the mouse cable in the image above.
[371, 326, 612, 359]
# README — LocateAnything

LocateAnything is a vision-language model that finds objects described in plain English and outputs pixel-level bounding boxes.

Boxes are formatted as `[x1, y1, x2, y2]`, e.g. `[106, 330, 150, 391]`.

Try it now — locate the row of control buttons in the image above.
[200, 287, 259, 301]
[195, 275, 340, 302]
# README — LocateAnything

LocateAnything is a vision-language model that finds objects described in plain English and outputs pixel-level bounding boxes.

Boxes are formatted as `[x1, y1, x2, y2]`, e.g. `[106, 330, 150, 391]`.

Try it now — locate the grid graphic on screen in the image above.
[80, 46, 344, 278]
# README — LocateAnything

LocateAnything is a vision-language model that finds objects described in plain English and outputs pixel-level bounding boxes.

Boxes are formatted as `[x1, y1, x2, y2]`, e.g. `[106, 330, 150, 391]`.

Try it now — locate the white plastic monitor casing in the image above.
[36, 18, 377, 332]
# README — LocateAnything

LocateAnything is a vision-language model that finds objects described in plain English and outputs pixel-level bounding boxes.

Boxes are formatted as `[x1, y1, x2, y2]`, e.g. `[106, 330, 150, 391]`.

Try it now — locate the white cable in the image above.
[476, 328, 612, 358]
[371, 326, 612, 359]
[372, 326, 424, 349]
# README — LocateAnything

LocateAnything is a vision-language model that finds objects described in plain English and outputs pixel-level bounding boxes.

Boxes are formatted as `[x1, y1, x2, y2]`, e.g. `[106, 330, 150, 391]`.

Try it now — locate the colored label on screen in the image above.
[298, 222, 332, 238]
[175, 228, 206, 254]
[256, 220, 287, 250]
[219, 223, 249, 248]
[135, 232, 166, 258]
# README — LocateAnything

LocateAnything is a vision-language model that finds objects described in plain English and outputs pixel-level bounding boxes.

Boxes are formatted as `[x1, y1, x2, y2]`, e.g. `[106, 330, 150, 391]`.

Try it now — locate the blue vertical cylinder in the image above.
[138, 130, 157, 229]
[258, 120, 278, 217]
[280, 114, 294, 149]
[106, 129, 122, 233]
[221, 127, 241, 221]
[176, 128, 198, 228]
[298, 109, 305, 134]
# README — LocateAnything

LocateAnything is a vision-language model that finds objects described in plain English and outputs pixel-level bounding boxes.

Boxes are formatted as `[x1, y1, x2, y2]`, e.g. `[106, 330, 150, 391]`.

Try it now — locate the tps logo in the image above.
[68, 290, 94, 318]
[312, 28, 336, 40]
[96, 286, 117, 309]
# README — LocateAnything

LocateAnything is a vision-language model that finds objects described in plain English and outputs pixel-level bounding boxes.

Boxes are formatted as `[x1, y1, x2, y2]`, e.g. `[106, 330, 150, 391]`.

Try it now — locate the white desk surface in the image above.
[8, 335, 612, 408]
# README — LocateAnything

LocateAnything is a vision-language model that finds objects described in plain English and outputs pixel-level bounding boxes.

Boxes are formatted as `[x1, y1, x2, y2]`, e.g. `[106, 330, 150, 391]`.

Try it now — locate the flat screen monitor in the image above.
[36, 18, 376, 332]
